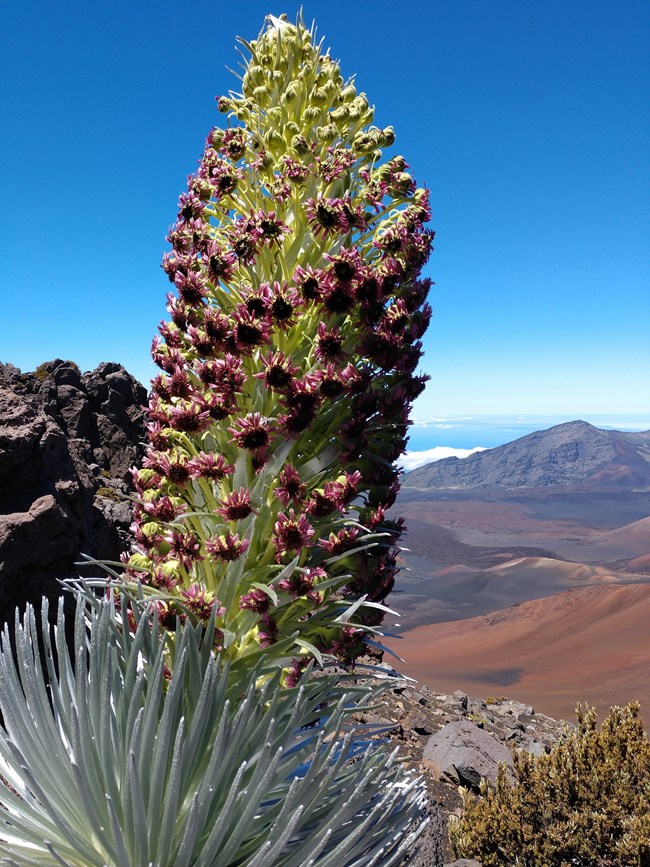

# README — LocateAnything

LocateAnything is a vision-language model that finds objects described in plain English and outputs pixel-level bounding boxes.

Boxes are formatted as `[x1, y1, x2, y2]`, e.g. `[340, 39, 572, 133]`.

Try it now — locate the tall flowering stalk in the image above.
[125, 13, 433, 672]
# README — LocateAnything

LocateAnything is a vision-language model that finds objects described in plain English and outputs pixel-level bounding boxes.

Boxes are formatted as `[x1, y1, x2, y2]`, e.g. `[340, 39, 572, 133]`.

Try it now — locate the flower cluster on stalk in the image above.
[125, 14, 433, 671]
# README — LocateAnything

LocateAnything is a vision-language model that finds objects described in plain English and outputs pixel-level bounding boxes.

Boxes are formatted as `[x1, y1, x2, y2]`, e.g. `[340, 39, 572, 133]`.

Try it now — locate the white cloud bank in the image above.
[400, 446, 486, 473]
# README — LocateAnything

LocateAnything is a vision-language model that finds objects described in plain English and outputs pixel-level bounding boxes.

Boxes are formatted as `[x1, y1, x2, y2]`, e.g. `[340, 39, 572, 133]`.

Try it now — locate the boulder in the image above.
[422, 718, 513, 790]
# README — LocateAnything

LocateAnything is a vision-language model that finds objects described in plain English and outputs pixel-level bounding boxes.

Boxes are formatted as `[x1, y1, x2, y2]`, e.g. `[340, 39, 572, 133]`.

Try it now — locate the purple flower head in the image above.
[273, 509, 315, 561]
[255, 351, 298, 391]
[231, 307, 271, 353]
[274, 465, 306, 506]
[165, 529, 203, 570]
[203, 241, 237, 284]
[306, 195, 348, 237]
[174, 270, 208, 306]
[186, 452, 234, 481]
[167, 401, 211, 433]
[180, 584, 224, 621]
[141, 496, 185, 523]
[220, 127, 248, 160]
[177, 191, 206, 223]
[206, 531, 250, 562]
[216, 488, 254, 521]
[315, 323, 345, 362]
[268, 281, 300, 328]
[293, 264, 331, 302]
[239, 587, 270, 613]
[229, 412, 272, 451]
[143, 450, 191, 487]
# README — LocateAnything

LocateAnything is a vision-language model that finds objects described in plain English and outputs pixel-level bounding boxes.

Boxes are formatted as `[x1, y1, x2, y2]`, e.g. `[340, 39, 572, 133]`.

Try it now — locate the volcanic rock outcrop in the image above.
[0, 360, 147, 624]
[405, 420, 650, 490]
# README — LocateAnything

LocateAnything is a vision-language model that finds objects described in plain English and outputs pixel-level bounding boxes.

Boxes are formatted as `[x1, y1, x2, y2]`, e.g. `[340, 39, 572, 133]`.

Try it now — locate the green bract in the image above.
[126, 13, 434, 671]
[0, 593, 427, 866]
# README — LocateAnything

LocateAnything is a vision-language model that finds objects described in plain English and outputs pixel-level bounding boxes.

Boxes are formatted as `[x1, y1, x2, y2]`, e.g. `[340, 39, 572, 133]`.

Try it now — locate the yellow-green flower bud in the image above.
[253, 86, 270, 106]
[321, 79, 339, 99]
[340, 84, 357, 103]
[264, 128, 284, 149]
[380, 126, 396, 147]
[281, 83, 298, 104]
[267, 106, 283, 126]
[352, 131, 377, 153]
[233, 103, 252, 123]
[135, 468, 157, 487]
[311, 88, 328, 105]
[316, 124, 337, 143]
[291, 134, 309, 154]
[128, 553, 152, 573]
[330, 105, 349, 125]
[393, 171, 413, 193]
[298, 60, 314, 80]
[141, 522, 161, 540]
[304, 106, 322, 122]
[284, 121, 300, 138]
[161, 561, 181, 580]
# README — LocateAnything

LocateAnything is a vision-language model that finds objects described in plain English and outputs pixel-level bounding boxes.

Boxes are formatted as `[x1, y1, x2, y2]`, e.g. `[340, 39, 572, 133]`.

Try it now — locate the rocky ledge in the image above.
[355, 674, 570, 865]
[0, 360, 147, 623]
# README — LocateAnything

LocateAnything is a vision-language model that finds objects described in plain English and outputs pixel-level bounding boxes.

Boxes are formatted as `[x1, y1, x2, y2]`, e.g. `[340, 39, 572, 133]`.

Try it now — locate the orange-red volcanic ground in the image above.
[385, 583, 650, 722]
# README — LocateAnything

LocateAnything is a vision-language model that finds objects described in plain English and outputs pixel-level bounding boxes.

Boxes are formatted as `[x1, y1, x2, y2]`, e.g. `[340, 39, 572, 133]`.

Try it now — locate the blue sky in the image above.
[2, 0, 649, 422]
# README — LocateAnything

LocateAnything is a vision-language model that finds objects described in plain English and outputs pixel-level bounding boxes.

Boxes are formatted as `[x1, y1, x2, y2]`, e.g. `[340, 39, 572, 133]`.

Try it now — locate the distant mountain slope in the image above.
[404, 421, 650, 490]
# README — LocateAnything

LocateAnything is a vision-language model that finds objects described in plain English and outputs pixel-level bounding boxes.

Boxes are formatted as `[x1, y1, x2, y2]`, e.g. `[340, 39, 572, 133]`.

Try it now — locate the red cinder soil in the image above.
[386, 583, 650, 721]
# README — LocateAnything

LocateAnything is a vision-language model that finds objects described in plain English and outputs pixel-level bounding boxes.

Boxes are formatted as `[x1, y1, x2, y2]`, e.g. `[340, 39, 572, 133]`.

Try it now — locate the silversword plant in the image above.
[125, 13, 434, 672]
[0, 593, 427, 866]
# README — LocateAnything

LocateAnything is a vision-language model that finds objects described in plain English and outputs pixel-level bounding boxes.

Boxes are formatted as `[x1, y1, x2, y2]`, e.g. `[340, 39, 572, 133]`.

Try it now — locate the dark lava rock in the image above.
[0, 360, 147, 624]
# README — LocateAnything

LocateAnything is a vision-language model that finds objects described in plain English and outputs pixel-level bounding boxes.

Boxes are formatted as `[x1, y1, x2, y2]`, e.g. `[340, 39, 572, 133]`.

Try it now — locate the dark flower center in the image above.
[324, 287, 354, 314]
[319, 335, 342, 358]
[236, 322, 263, 345]
[334, 261, 355, 281]
[241, 429, 269, 449]
[227, 503, 253, 520]
[216, 174, 237, 194]
[260, 218, 282, 237]
[320, 378, 344, 398]
[281, 526, 305, 547]
[300, 277, 321, 300]
[234, 237, 255, 260]
[208, 255, 229, 278]
[271, 297, 293, 321]
[267, 365, 293, 388]
[168, 465, 190, 484]
[246, 297, 267, 317]
[173, 411, 202, 432]
[316, 204, 339, 228]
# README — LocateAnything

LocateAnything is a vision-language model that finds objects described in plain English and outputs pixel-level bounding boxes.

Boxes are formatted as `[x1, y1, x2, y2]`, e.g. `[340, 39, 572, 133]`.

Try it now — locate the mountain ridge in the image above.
[404, 419, 650, 490]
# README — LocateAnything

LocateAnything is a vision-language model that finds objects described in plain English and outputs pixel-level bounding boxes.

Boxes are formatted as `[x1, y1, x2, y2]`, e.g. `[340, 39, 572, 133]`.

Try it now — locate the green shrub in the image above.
[95, 485, 121, 501]
[0, 592, 427, 866]
[449, 703, 650, 866]
[33, 360, 81, 381]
